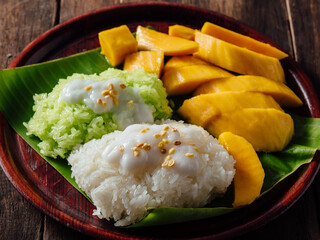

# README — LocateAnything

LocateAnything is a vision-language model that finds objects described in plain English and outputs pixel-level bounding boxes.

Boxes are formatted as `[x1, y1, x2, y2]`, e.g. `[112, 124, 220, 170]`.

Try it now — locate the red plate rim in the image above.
[1, 2, 320, 239]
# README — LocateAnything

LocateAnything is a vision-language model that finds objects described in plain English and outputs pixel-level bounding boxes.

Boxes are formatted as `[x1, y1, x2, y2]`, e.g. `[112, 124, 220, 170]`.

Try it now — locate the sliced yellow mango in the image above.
[202, 22, 288, 59]
[98, 25, 137, 66]
[163, 55, 209, 72]
[218, 132, 265, 207]
[193, 31, 285, 83]
[123, 51, 164, 77]
[194, 75, 303, 107]
[162, 65, 233, 96]
[178, 92, 283, 127]
[168, 24, 195, 40]
[136, 26, 199, 56]
[207, 108, 294, 152]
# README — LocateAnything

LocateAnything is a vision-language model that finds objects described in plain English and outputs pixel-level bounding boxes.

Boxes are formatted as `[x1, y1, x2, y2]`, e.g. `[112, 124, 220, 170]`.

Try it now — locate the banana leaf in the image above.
[0, 49, 319, 227]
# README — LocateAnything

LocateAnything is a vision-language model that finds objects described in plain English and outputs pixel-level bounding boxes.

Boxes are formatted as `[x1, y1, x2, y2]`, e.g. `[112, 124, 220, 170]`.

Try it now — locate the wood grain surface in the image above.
[1, 0, 320, 239]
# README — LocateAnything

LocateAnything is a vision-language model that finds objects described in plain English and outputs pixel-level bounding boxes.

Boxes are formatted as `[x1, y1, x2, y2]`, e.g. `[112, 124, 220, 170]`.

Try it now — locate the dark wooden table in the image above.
[1, 0, 320, 239]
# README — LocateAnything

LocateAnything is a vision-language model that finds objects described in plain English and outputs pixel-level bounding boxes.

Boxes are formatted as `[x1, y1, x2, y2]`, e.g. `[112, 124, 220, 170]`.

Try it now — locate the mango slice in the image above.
[168, 24, 195, 40]
[207, 108, 294, 152]
[136, 26, 199, 56]
[194, 75, 303, 107]
[123, 51, 164, 77]
[178, 92, 283, 127]
[163, 55, 209, 72]
[162, 65, 233, 96]
[193, 31, 285, 83]
[202, 22, 288, 59]
[218, 132, 265, 207]
[98, 25, 137, 66]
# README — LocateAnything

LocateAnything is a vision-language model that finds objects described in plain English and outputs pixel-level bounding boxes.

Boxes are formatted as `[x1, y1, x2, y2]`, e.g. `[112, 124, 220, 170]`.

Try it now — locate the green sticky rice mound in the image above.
[24, 68, 172, 159]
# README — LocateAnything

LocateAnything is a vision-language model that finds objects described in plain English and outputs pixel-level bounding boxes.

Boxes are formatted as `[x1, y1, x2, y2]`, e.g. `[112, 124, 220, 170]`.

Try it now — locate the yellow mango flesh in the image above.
[207, 108, 294, 152]
[163, 55, 209, 72]
[178, 92, 283, 127]
[168, 24, 196, 40]
[194, 75, 303, 107]
[99, 25, 137, 66]
[193, 31, 285, 83]
[136, 26, 199, 56]
[202, 22, 288, 59]
[218, 132, 265, 207]
[123, 51, 164, 77]
[161, 65, 233, 96]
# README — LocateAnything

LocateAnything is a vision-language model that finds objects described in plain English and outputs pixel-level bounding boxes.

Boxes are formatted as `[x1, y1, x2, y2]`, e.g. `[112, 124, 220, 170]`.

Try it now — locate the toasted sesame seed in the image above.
[161, 161, 168, 167]
[142, 143, 151, 151]
[163, 126, 170, 131]
[165, 155, 172, 161]
[153, 133, 161, 138]
[134, 150, 140, 157]
[112, 96, 118, 105]
[168, 148, 175, 154]
[101, 90, 110, 96]
[131, 146, 138, 151]
[160, 131, 167, 137]
[160, 148, 166, 154]
[120, 83, 126, 89]
[102, 101, 107, 106]
[84, 85, 92, 91]
[193, 146, 199, 152]
[97, 98, 103, 104]
[107, 83, 114, 90]
[168, 159, 175, 167]
[111, 89, 118, 96]
[118, 145, 124, 152]
[162, 138, 169, 144]
[136, 142, 144, 148]
[128, 100, 134, 105]
[140, 127, 149, 133]
[185, 152, 194, 157]
[172, 128, 178, 132]
[174, 140, 181, 145]
[158, 141, 165, 149]
[105, 95, 111, 99]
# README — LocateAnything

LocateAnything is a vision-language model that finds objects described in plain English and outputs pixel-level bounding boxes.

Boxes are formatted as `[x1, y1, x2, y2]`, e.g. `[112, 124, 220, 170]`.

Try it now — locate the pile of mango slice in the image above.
[98, 22, 303, 207]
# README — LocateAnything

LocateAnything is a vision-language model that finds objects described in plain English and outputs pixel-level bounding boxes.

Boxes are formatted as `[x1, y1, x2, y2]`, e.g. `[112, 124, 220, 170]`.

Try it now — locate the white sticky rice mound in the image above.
[68, 120, 235, 226]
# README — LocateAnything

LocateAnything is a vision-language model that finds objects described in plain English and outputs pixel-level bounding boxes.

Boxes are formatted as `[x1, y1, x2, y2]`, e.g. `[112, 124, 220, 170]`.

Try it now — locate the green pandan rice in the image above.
[24, 68, 172, 159]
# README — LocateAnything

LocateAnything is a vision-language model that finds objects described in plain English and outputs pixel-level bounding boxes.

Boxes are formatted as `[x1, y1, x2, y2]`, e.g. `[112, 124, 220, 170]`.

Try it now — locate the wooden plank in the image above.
[286, 0, 320, 238]
[190, 0, 293, 55]
[0, 0, 56, 239]
[59, 0, 292, 52]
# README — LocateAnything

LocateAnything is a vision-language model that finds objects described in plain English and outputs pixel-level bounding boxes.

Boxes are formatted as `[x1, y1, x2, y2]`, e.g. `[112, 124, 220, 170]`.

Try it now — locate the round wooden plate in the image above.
[1, 2, 320, 239]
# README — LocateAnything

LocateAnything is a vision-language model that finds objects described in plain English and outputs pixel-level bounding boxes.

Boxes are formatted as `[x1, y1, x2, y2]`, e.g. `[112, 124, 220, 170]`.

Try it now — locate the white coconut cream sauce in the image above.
[61, 78, 153, 128]
[102, 123, 203, 176]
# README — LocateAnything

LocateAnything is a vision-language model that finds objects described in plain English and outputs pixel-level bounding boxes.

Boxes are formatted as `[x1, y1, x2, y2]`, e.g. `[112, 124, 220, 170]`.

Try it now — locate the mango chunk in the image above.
[162, 65, 233, 96]
[207, 108, 294, 152]
[219, 132, 265, 207]
[98, 25, 137, 66]
[202, 22, 288, 59]
[136, 26, 199, 56]
[194, 75, 303, 107]
[178, 92, 283, 127]
[163, 55, 210, 72]
[123, 51, 164, 77]
[169, 24, 195, 40]
[193, 31, 285, 83]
